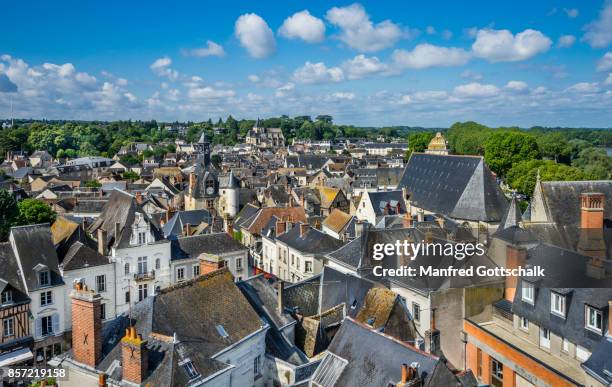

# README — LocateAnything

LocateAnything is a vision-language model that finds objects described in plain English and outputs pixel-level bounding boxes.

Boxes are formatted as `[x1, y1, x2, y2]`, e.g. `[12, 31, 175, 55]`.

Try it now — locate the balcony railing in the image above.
[134, 270, 155, 282]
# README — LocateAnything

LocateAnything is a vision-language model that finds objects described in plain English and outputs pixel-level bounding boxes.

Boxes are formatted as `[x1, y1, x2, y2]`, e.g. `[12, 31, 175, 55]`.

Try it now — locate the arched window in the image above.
[155, 258, 160, 270]
[124, 263, 130, 275]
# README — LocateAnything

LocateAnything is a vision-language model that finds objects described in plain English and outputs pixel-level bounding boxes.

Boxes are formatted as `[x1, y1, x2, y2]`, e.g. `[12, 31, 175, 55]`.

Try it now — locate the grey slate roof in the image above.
[171, 233, 247, 261]
[317, 317, 462, 387]
[10, 224, 64, 291]
[276, 223, 344, 255]
[582, 337, 612, 385]
[513, 285, 611, 352]
[0, 242, 28, 298]
[61, 241, 110, 271]
[162, 209, 212, 239]
[88, 189, 164, 249]
[398, 153, 508, 222]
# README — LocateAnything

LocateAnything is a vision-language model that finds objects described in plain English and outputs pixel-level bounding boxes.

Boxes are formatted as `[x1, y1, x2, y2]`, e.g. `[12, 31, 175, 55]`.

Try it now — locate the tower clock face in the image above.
[206, 187, 215, 195]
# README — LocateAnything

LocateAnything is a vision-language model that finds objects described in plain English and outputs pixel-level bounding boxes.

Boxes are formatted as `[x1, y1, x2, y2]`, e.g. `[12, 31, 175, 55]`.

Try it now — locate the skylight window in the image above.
[182, 360, 200, 380]
[216, 324, 229, 338]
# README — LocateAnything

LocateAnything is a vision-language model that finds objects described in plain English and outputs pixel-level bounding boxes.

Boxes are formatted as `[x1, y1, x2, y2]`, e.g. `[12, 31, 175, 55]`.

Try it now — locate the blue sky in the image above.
[1, 0, 612, 127]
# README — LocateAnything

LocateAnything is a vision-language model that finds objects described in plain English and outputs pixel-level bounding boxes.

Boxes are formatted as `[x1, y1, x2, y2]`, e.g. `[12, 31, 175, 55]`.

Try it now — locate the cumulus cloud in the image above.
[557, 35, 576, 48]
[185, 40, 225, 57]
[150, 56, 179, 81]
[279, 10, 325, 43]
[292, 61, 344, 84]
[505, 80, 529, 92]
[597, 52, 612, 71]
[472, 28, 552, 62]
[235, 13, 276, 58]
[275, 82, 295, 97]
[582, 2, 612, 48]
[392, 44, 471, 69]
[325, 3, 405, 52]
[342, 54, 390, 79]
[566, 82, 599, 93]
[453, 82, 500, 98]
[188, 86, 235, 99]
[326, 92, 356, 100]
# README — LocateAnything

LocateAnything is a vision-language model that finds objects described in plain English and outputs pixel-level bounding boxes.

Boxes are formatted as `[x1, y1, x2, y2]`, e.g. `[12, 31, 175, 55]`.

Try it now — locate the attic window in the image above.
[215, 324, 229, 338]
[181, 360, 200, 380]
[1, 290, 12, 304]
[39, 271, 50, 287]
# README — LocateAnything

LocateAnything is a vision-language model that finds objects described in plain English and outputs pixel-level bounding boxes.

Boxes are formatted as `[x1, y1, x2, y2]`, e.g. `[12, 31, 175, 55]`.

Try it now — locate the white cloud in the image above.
[188, 86, 236, 99]
[248, 74, 260, 82]
[279, 10, 325, 43]
[605, 73, 612, 85]
[186, 40, 226, 57]
[472, 29, 552, 62]
[235, 13, 276, 58]
[582, 2, 612, 48]
[392, 44, 471, 69]
[412, 90, 448, 101]
[342, 54, 389, 79]
[453, 82, 500, 98]
[275, 82, 295, 97]
[327, 92, 356, 100]
[461, 70, 482, 80]
[557, 35, 576, 48]
[325, 4, 405, 52]
[150, 56, 179, 81]
[292, 61, 344, 84]
[167, 89, 180, 101]
[563, 8, 579, 18]
[505, 80, 529, 92]
[566, 82, 600, 93]
[597, 52, 612, 71]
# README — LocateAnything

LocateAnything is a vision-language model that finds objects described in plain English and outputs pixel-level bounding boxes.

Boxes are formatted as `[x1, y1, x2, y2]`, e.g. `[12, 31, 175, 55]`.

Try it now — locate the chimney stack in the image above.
[224, 215, 234, 236]
[199, 255, 225, 276]
[278, 280, 285, 314]
[276, 220, 286, 236]
[184, 223, 192, 236]
[396, 201, 402, 214]
[121, 326, 148, 384]
[504, 245, 527, 302]
[98, 373, 107, 387]
[403, 213, 413, 228]
[97, 229, 107, 256]
[299, 223, 309, 238]
[71, 282, 103, 368]
[580, 192, 604, 229]
[135, 191, 143, 204]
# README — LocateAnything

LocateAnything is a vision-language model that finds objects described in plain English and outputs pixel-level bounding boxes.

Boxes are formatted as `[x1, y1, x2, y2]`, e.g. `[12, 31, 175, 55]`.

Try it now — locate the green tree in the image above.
[506, 159, 589, 196]
[484, 131, 541, 176]
[17, 199, 57, 225]
[447, 121, 492, 155]
[122, 171, 140, 181]
[0, 190, 19, 241]
[537, 132, 571, 162]
[571, 147, 611, 179]
[85, 180, 102, 188]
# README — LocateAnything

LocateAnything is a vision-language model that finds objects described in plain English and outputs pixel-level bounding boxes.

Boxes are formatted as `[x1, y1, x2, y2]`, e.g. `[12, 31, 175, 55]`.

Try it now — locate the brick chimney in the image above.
[199, 254, 224, 276]
[97, 229, 107, 256]
[121, 326, 148, 384]
[403, 213, 413, 228]
[276, 220, 286, 236]
[183, 223, 192, 236]
[224, 215, 233, 236]
[397, 363, 420, 387]
[505, 245, 527, 302]
[135, 191, 143, 204]
[98, 373, 107, 387]
[71, 282, 103, 368]
[581, 192, 604, 229]
[300, 223, 309, 238]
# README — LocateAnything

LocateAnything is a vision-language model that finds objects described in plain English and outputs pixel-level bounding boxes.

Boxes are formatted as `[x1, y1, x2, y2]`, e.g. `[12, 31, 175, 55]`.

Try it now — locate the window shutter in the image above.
[52, 314, 60, 334]
[35, 318, 42, 337]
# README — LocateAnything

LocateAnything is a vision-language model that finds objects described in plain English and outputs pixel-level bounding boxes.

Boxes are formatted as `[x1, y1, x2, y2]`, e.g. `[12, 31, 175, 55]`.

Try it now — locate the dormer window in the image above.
[551, 292, 566, 318]
[585, 305, 603, 334]
[1, 290, 12, 304]
[181, 360, 200, 380]
[39, 270, 50, 287]
[521, 282, 534, 304]
[138, 231, 147, 245]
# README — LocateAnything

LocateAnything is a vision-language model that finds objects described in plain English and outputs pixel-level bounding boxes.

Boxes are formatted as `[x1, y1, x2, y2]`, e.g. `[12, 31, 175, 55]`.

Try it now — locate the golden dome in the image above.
[427, 132, 447, 151]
